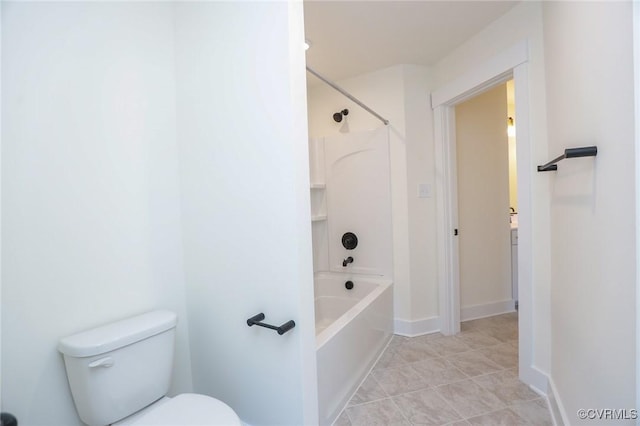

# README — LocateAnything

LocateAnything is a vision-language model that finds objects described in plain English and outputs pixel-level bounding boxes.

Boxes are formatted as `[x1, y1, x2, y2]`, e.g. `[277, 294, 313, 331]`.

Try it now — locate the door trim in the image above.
[633, 0, 640, 415]
[432, 40, 545, 391]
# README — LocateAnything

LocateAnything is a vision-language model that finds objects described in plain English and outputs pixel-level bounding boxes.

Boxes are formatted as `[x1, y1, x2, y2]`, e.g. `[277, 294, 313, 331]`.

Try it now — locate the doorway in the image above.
[432, 42, 545, 392]
[455, 83, 517, 323]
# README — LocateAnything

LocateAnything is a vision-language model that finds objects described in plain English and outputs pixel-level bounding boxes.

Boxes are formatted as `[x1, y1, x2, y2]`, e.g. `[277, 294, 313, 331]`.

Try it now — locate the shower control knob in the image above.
[342, 232, 358, 250]
[1, 413, 17, 426]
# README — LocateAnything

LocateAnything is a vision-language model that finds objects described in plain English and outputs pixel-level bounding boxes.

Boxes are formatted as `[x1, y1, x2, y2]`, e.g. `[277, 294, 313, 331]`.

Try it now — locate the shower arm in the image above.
[306, 66, 389, 126]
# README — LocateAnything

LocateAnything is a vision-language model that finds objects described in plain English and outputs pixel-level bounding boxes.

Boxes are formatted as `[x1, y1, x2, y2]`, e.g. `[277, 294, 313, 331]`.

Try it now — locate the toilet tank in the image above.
[58, 310, 178, 426]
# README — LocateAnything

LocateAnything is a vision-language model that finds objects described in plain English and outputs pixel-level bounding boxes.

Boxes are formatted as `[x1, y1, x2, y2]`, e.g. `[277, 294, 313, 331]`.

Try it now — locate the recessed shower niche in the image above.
[308, 127, 393, 277]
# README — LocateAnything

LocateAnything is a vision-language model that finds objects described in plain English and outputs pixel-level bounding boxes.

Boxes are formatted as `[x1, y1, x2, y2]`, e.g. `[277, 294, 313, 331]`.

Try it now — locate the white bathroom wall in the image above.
[1, 2, 4, 410]
[543, 2, 636, 423]
[432, 1, 551, 375]
[402, 66, 438, 329]
[174, 2, 317, 425]
[455, 84, 512, 315]
[2, 3, 193, 424]
[307, 64, 437, 333]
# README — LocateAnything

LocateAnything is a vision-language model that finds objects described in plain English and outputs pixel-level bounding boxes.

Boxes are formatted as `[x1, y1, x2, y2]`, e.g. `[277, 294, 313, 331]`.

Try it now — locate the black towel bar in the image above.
[537, 146, 597, 172]
[247, 313, 295, 335]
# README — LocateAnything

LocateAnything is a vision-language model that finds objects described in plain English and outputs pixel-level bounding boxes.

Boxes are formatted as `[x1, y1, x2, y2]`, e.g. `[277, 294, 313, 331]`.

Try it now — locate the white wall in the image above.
[1, 0, 4, 410]
[2, 3, 193, 424]
[307, 64, 437, 333]
[432, 1, 551, 375]
[455, 84, 512, 313]
[543, 2, 636, 423]
[636, 1, 640, 418]
[174, 3, 317, 425]
[403, 66, 439, 325]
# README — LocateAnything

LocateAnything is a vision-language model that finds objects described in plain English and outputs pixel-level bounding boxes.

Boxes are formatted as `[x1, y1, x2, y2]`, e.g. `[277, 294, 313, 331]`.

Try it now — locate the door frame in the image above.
[432, 41, 543, 391]
[633, 0, 640, 415]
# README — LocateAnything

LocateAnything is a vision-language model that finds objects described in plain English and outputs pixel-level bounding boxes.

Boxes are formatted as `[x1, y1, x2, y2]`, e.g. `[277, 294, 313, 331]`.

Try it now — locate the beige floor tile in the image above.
[461, 317, 495, 331]
[509, 398, 553, 426]
[392, 388, 463, 425]
[374, 346, 408, 370]
[429, 336, 473, 357]
[389, 334, 411, 347]
[472, 369, 539, 405]
[348, 374, 388, 406]
[466, 408, 528, 425]
[411, 357, 469, 387]
[487, 312, 518, 325]
[481, 324, 518, 343]
[345, 399, 409, 426]
[411, 332, 447, 344]
[342, 313, 553, 426]
[454, 330, 503, 350]
[435, 379, 505, 418]
[334, 410, 352, 426]
[373, 364, 430, 396]
[396, 340, 440, 363]
[476, 343, 518, 369]
[446, 350, 503, 377]
[445, 421, 471, 426]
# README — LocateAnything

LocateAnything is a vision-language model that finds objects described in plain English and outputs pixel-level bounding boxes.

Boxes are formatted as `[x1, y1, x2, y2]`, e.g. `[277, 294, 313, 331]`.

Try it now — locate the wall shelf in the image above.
[310, 182, 327, 222]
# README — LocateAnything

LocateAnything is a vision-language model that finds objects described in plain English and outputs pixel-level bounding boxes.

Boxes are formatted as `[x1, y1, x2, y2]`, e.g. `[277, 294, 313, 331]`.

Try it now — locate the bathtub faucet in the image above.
[343, 256, 354, 267]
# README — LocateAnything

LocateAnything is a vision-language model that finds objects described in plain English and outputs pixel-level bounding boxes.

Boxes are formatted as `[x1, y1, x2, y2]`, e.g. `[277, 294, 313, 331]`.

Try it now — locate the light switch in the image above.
[418, 183, 432, 198]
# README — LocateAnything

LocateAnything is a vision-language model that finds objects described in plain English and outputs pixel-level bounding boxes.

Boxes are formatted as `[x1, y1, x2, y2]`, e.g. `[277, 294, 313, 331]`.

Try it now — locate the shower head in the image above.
[333, 109, 349, 123]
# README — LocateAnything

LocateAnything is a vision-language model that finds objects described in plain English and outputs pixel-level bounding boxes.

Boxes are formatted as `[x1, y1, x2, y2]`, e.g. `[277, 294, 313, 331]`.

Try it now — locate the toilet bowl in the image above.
[114, 394, 240, 426]
[58, 310, 241, 426]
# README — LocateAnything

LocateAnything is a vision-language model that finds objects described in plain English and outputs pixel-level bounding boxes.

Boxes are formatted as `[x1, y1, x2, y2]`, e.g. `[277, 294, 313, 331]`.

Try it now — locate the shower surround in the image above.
[309, 127, 394, 424]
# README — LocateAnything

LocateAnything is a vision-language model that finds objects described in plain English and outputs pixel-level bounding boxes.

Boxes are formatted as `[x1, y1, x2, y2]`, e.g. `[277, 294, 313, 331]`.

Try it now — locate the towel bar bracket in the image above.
[537, 146, 597, 172]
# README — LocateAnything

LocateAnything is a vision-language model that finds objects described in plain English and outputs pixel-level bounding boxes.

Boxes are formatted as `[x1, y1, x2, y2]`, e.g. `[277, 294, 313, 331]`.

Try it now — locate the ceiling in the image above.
[304, 1, 519, 84]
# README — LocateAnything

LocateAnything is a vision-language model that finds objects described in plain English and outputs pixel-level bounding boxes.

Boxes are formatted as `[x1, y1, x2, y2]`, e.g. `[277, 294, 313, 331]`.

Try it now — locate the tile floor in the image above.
[333, 313, 553, 426]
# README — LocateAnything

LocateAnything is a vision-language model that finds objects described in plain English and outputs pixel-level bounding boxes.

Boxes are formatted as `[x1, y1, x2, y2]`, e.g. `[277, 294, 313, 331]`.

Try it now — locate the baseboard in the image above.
[519, 365, 565, 426]
[394, 316, 440, 337]
[521, 365, 549, 395]
[394, 303, 517, 336]
[461, 299, 515, 322]
[547, 376, 570, 426]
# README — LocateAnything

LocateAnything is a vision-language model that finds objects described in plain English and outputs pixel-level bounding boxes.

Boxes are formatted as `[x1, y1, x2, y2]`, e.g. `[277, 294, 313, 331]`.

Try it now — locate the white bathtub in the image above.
[315, 272, 393, 425]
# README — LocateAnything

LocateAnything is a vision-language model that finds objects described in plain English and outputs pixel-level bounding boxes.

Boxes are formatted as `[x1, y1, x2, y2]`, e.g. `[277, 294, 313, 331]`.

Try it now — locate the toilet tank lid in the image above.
[58, 310, 177, 358]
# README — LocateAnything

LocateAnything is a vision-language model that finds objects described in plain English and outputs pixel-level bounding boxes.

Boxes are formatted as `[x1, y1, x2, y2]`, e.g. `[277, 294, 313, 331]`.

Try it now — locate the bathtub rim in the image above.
[314, 272, 392, 350]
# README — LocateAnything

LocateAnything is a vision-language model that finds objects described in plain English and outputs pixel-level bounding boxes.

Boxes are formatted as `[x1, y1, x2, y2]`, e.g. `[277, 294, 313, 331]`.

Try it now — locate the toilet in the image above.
[58, 310, 241, 426]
